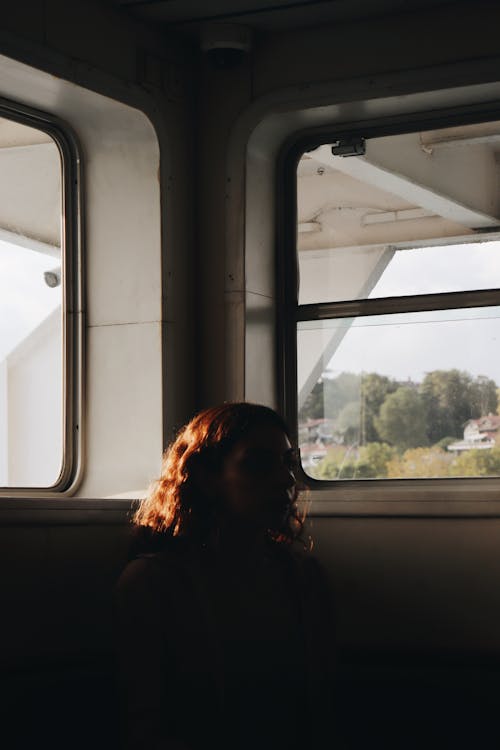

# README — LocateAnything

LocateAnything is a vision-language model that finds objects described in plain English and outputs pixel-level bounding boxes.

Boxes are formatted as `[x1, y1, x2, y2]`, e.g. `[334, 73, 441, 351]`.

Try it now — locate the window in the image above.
[0, 107, 81, 490]
[292, 117, 500, 482]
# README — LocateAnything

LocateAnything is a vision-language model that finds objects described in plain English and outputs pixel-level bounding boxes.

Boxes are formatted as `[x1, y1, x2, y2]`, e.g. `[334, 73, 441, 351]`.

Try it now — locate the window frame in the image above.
[0, 97, 83, 496]
[279, 101, 500, 502]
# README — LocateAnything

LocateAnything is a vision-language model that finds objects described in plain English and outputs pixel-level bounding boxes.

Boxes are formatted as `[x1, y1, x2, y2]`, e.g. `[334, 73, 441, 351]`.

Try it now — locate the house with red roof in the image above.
[447, 414, 500, 453]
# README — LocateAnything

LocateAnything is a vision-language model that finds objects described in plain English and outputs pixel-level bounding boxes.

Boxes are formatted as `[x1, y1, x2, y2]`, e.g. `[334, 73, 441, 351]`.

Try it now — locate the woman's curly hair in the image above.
[133, 402, 308, 548]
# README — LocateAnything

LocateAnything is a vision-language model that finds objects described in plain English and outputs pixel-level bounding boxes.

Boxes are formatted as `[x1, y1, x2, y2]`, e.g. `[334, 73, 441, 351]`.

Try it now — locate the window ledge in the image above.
[0, 496, 135, 524]
[304, 479, 500, 516]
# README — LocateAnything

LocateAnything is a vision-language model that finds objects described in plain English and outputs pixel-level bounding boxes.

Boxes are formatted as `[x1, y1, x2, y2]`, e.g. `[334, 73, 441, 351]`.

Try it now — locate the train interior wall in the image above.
[4, 515, 500, 748]
[1, 1, 500, 748]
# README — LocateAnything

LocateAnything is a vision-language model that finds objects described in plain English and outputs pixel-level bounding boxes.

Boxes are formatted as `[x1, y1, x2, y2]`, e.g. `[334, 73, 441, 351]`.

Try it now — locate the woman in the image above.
[114, 403, 336, 750]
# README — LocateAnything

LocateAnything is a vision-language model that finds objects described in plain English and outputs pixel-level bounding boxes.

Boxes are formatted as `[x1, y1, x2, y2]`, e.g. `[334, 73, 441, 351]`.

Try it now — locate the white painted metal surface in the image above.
[0, 53, 163, 498]
[0, 141, 61, 248]
[7, 309, 62, 486]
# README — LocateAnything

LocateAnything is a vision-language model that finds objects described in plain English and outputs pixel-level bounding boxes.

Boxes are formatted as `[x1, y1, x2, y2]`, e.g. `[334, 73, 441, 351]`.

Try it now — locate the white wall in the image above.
[7, 308, 62, 486]
[0, 53, 168, 498]
[0, 359, 7, 485]
[0, 141, 61, 248]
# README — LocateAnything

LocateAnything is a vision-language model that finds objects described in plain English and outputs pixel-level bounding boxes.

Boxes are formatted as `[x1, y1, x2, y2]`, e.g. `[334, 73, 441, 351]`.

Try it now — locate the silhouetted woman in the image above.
[114, 403, 336, 750]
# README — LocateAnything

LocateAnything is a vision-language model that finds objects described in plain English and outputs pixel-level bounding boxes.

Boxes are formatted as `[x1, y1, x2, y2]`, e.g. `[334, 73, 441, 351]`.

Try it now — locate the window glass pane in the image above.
[298, 307, 500, 480]
[0, 117, 62, 487]
[298, 120, 500, 305]
[299, 240, 500, 305]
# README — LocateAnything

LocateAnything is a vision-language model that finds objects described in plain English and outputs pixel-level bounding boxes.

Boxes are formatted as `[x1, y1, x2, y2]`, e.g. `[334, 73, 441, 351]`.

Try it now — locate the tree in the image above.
[313, 442, 395, 479]
[421, 370, 498, 444]
[300, 369, 499, 449]
[314, 453, 375, 480]
[299, 371, 362, 423]
[435, 436, 457, 451]
[323, 372, 361, 420]
[360, 373, 398, 443]
[450, 446, 500, 477]
[421, 370, 470, 443]
[387, 446, 454, 478]
[358, 442, 396, 477]
[375, 387, 428, 451]
[469, 375, 498, 417]
[298, 379, 324, 421]
[336, 400, 361, 445]
[313, 445, 352, 480]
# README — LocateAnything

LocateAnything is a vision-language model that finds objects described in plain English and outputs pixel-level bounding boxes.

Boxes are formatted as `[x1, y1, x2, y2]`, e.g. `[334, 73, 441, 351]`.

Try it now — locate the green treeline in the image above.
[299, 369, 499, 479]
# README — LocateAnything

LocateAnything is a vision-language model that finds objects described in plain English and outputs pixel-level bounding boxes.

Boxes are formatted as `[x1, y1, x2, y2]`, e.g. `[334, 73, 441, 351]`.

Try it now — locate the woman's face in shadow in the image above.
[217, 424, 298, 530]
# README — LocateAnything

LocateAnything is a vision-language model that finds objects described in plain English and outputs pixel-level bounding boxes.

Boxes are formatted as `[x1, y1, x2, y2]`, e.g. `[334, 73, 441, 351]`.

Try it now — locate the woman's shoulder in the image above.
[127, 524, 187, 558]
[282, 543, 333, 596]
[284, 540, 324, 568]
[271, 540, 327, 582]
[115, 534, 188, 605]
[114, 555, 166, 610]
[116, 553, 163, 586]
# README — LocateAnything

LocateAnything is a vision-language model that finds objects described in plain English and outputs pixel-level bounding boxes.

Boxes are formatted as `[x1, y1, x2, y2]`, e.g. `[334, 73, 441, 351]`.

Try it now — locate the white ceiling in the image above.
[0, 118, 51, 149]
[298, 120, 500, 253]
[104, 0, 461, 34]
[0, 116, 60, 252]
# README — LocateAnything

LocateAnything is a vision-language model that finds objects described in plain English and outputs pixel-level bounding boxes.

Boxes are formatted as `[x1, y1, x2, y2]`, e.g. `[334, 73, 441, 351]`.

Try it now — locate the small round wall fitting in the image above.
[200, 23, 253, 69]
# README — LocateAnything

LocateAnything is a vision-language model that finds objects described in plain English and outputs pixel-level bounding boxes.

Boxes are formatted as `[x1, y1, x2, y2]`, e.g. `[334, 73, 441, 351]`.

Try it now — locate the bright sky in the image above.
[0, 239, 61, 360]
[369, 240, 500, 298]
[3, 235, 500, 386]
[314, 240, 500, 385]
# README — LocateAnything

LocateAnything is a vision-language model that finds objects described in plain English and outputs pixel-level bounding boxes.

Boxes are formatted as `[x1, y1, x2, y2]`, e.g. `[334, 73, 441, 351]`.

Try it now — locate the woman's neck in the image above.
[210, 516, 269, 563]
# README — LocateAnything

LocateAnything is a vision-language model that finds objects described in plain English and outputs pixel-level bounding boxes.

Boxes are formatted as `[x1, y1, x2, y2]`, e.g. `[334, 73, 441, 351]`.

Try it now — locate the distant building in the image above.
[299, 441, 328, 471]
[299, 417, 335, 444]
[447, 414, 500, 453]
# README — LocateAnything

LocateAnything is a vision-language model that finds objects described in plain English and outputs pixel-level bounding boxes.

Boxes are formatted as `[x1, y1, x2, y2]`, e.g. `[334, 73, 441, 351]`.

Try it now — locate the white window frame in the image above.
[0, 49, 171, 512]
[283, 107, 500, 511]
[225, 67, 500, 515]
[0, 98, 83, 496]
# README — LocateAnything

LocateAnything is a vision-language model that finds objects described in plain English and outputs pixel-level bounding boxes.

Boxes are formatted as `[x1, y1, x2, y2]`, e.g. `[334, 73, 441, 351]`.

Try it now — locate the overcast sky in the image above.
[2, 236, 500, 386]
[318, 240, 500, 385]
[0, 239, 61, 360]
[370, 240, 500, 298]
